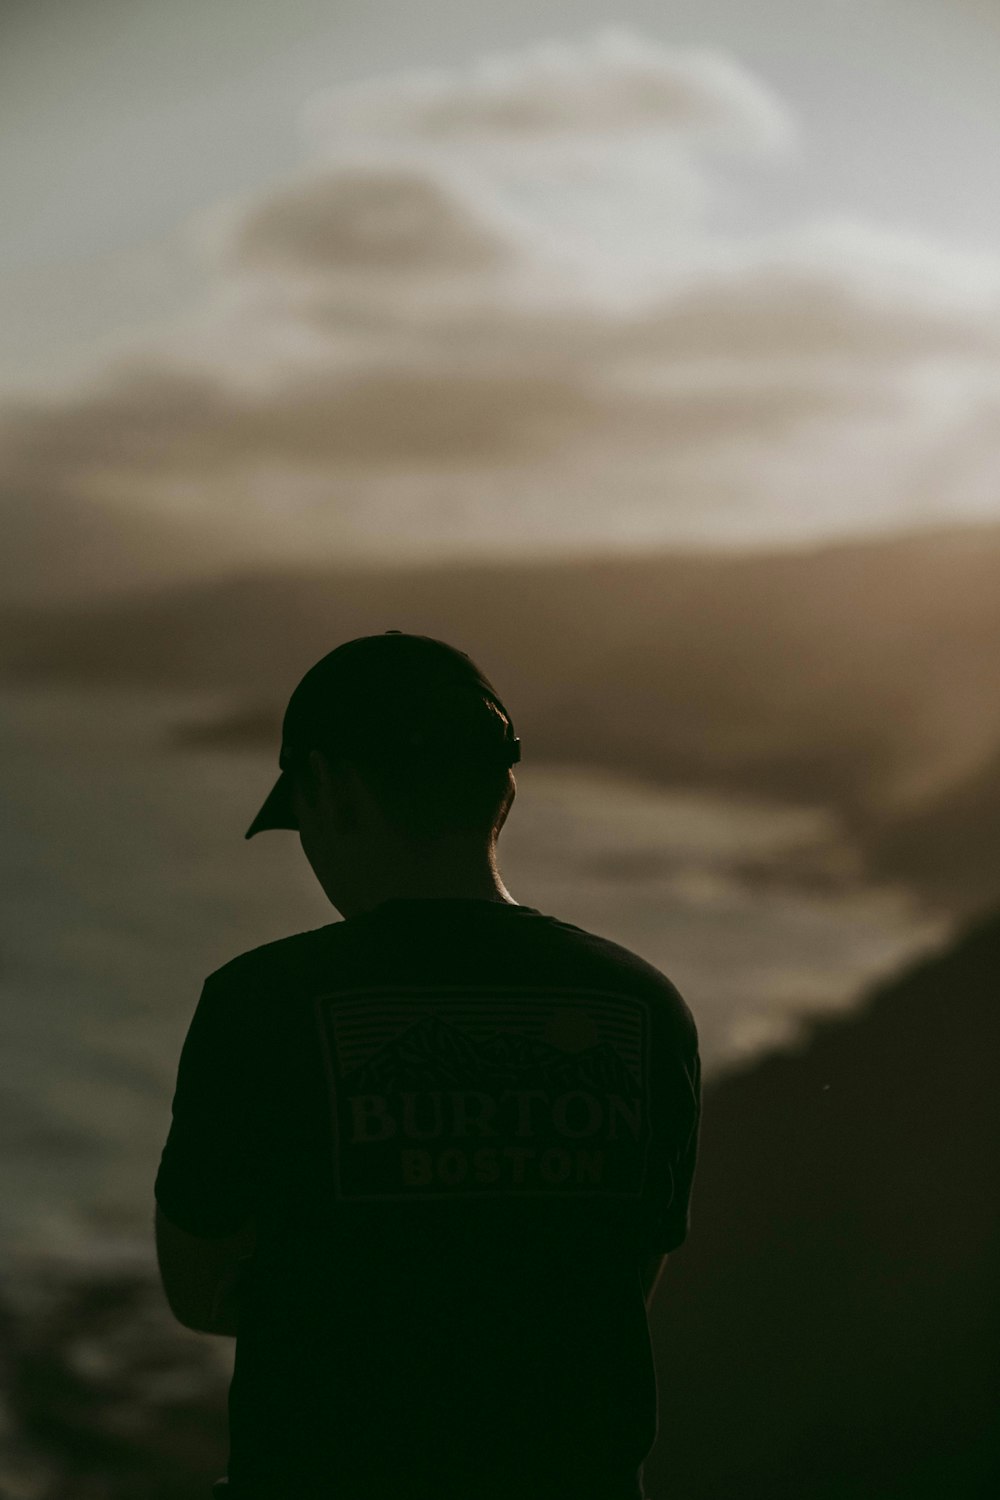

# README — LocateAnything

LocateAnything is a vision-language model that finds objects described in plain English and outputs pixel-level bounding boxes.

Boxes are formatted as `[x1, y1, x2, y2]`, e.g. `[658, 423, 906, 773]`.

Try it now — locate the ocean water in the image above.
[0, 683, 950, 1269]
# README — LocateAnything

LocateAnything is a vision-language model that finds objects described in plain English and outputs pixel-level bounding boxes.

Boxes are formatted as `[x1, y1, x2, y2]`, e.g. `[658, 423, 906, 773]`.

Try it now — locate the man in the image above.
[154, 631, 701, 1500]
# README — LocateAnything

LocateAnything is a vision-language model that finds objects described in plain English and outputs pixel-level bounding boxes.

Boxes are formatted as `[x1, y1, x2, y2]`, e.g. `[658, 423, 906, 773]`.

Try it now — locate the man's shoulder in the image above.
[545, 916, 698, 1042]
[202, 912, 697, 1043]
[206, 921, 344, 990]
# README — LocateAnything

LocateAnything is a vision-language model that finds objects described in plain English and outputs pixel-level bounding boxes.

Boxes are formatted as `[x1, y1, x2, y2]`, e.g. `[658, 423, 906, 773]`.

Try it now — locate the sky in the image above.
[2, 0, 1000, 594]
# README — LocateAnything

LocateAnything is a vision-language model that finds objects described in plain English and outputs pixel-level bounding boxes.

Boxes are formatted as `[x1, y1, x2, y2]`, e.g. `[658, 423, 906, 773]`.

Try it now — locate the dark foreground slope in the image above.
[1, 909, 997, 1498]
[645, 905, 1000, 1500]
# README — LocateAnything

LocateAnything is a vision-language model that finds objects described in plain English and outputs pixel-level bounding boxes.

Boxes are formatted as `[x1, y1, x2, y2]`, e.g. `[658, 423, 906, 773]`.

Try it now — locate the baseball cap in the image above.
[244, 630, 521, 838]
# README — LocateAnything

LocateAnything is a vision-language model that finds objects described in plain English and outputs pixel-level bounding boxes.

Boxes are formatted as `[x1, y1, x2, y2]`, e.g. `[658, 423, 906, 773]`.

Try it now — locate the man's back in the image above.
[155, 897, 701, 1500]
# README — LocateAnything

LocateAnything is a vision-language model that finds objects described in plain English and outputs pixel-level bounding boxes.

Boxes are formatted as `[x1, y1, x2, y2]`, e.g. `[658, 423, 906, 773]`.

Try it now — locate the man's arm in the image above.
[155, 1204, 256, 1336]
[154, 963, 265, 1334]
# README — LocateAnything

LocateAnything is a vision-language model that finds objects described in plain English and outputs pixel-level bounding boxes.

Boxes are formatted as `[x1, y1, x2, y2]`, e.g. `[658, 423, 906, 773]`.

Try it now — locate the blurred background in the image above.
[1, 2, 998, 1496]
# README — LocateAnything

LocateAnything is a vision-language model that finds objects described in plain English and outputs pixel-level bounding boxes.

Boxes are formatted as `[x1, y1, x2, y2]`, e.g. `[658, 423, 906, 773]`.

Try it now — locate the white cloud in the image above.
[295, 26, 797, 283]
[301, 27, 797, 157]
[224, 160, 516, 277]
[4, 27, 1000, 601]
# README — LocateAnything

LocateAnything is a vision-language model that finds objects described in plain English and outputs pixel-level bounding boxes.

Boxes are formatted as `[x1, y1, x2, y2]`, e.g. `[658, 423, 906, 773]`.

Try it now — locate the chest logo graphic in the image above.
[313, 986, 652, 1202]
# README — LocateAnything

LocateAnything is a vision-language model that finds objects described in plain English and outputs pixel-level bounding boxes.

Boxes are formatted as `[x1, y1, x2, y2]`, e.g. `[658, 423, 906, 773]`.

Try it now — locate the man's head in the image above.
[244, 632, 521, 917]
[288, 736, 517, 918]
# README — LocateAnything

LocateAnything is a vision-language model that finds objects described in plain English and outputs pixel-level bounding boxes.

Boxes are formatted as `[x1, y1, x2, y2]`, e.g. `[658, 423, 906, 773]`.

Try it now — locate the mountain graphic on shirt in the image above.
[339, 1010, 642, 1101]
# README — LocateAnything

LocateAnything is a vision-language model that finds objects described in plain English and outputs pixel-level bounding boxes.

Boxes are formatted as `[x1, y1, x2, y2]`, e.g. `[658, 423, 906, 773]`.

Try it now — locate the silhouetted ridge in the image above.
[644, 904, 1000, 1500]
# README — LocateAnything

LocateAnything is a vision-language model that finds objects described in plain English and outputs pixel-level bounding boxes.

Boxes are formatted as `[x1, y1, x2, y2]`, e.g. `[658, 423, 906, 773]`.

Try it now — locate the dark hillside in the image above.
[646, 906, 1000, 1499]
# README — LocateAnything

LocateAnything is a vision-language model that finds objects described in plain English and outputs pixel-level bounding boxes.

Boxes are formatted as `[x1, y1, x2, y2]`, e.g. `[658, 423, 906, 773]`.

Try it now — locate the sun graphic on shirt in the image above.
[543, 1007, 601, 1054]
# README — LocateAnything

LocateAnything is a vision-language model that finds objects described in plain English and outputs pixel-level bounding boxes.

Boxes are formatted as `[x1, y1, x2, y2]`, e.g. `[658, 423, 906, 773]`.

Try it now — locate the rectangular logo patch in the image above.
[313, 986, 653, 1202]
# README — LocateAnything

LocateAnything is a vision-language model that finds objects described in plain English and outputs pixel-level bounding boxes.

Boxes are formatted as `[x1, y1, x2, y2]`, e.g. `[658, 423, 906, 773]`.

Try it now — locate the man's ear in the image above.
[290, 751, 315, 813]
[304, 749, 324, 799]
[494, 773, 516, 837]
[308, 748, 359, 834]
[303, 748, 338, 813]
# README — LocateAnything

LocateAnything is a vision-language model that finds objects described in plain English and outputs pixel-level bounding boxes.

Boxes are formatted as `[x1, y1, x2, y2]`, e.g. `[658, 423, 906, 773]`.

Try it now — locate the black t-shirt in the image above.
[155, 897, 701, 1500]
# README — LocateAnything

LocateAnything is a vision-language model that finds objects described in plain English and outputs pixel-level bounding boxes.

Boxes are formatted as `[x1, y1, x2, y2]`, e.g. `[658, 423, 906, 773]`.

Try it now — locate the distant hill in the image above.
[0, 491, 236, 606]
[3, 520, 1000, 917]
[645, 903, 1000, 1499]
[863, 740, 1000, 917]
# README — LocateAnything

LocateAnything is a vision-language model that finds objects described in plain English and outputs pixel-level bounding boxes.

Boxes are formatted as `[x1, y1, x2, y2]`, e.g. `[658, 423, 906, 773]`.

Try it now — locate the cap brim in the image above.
[244, 768, 297, 839]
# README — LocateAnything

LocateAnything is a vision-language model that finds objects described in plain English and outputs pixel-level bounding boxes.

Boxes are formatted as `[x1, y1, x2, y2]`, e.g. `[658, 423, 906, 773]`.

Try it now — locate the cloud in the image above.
[4, 28, 1000, 601]
[604, 228, 1000, 362]
[5, 227, 999, 575]
[0, 483, 233, 606]
[301, 27, 796, 157]
[227, 161, 513, 277]
[291, 26, 797, 279]
[0, 356, 596, 478]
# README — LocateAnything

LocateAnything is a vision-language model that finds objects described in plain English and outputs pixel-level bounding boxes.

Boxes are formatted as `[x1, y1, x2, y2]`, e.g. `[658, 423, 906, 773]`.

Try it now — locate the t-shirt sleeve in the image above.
[154, 964, 264, 1239]
[645, 1004, 702, 1255]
